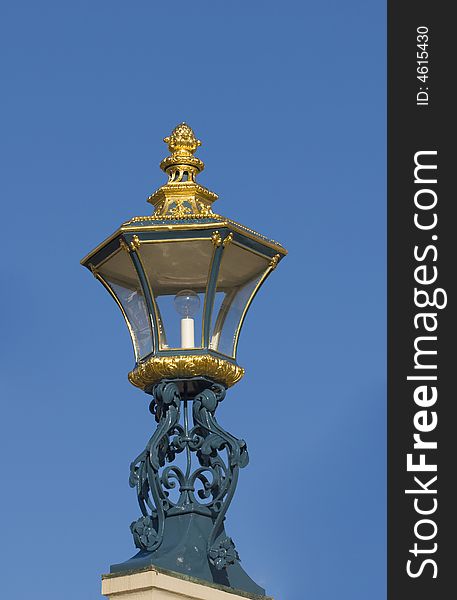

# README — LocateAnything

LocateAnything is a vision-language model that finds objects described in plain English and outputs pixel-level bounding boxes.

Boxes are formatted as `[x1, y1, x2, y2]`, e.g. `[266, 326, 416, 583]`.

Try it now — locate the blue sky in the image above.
[0, 2, 385, 599]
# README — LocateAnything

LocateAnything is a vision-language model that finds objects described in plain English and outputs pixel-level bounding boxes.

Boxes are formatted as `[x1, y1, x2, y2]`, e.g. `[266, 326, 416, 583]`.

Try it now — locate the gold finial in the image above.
[147, 122, 218, 218]
[160, 122, 205, 175]
[164, 122, 201, 156]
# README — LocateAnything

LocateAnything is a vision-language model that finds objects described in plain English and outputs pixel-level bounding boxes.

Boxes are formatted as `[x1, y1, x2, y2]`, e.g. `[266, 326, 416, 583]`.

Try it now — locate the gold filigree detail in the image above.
[120, 236, 141, 253]
[269, 254, 281, 269]
[211, 231, 222, 247]
[169, 200, 192, 218]
[130, 235, 140, 251]
[89, 263, 98, 277]
[119, 238, 130, 253]
[128, 355, 245, 389]
[223, 233, 233, 247]
[196, 200, 214, 216]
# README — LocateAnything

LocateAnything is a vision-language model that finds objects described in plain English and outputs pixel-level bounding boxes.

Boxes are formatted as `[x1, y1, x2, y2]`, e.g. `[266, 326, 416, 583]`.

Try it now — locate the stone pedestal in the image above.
[102, 566, 272, 600]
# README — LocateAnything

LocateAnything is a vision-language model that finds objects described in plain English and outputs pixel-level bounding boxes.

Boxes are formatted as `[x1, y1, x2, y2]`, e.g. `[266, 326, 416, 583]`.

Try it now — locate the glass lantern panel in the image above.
[97, 249, 153, 361]
[139, 240, 213, 349]
[210, 243, 270, 357]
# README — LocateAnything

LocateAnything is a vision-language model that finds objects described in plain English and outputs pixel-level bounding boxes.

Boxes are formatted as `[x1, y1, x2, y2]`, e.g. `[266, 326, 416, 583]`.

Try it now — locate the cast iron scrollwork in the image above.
[128, 379, 249, 567]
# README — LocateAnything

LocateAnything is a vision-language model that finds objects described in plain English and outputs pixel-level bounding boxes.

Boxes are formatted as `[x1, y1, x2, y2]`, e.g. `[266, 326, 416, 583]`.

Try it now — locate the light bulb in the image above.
[174, 289, 200, 318]
[174, 290, 200, 348]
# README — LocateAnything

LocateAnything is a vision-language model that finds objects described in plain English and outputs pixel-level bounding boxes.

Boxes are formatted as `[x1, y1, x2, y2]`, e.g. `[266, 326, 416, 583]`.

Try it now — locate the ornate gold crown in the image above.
[148, 123, 217, 218]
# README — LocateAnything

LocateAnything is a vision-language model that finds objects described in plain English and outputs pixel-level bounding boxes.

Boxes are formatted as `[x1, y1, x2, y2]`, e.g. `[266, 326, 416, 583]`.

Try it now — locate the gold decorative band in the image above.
[128, 354, 245, 389]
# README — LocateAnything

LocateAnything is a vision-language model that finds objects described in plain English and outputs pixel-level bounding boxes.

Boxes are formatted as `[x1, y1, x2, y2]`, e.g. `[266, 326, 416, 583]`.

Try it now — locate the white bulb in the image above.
[174, 289, 200, 318]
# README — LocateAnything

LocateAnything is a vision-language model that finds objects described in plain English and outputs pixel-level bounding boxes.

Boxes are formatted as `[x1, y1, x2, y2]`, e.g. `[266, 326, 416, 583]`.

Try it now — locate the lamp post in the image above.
[81, 123, 287, 596]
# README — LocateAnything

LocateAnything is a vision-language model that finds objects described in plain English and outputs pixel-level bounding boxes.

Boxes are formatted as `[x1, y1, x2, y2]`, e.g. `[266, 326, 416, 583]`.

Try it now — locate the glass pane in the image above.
[97, 249, 153, 360]
[210, 243, 270, 357]
[139, 240, 213, 349]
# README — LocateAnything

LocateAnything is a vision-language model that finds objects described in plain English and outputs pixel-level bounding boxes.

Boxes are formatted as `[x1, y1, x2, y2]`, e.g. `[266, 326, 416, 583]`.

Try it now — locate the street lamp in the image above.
[81, 123, 286, 595]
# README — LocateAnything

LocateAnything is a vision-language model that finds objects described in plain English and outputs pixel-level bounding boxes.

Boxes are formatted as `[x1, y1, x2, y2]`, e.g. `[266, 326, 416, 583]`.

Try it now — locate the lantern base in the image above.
[128, 354, 244, 390]
[110, 512, 265, 596]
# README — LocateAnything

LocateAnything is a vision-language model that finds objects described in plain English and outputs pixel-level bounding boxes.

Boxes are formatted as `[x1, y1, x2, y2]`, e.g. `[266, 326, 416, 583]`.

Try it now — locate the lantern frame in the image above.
[82, 215, 285, 390]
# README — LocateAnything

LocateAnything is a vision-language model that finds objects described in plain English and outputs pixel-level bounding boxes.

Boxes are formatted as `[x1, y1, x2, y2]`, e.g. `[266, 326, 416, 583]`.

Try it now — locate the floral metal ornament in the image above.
[209, 537, 240, 570]
[127, 381, 247, 563]
[130, 516, 158, 551]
